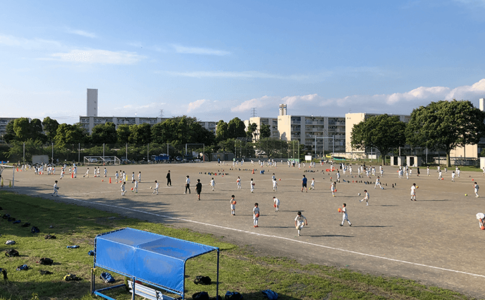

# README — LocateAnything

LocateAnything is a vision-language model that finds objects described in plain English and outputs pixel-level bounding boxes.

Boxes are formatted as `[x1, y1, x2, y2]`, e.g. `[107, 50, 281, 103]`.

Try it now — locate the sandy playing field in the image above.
[6, 162, 485, 298]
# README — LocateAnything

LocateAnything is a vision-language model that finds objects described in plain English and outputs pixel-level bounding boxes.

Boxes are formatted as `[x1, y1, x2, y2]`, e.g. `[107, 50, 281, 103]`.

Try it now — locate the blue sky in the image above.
[1, 0, 484, 124]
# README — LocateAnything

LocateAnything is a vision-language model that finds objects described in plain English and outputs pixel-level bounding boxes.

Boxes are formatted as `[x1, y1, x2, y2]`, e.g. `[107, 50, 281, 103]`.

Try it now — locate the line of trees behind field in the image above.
[0, 115, 283, 163]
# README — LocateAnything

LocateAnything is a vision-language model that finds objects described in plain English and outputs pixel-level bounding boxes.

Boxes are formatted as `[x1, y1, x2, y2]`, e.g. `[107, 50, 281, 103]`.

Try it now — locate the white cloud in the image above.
[66, 28, 97, 38]
[0, 34, 63, 50]
[187, 99, 208, 112]
[48, 49, 144, 64]
[230, 79, 485, 117]
[171, 44, 230, 56]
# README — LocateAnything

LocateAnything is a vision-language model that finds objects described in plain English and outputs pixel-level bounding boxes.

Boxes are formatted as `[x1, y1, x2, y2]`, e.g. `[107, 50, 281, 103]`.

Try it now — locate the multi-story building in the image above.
[198, 121, 217, 134]
[345, 113, 410, 154]
[79, 116, 167, 133]
[0, 117, 22, 140]
[244, 117, 279, 141]
[277, 105, 345, 154]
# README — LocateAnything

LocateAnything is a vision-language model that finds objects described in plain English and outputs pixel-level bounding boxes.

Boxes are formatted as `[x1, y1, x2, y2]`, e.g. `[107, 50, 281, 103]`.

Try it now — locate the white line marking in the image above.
[61, 196, 485, 279]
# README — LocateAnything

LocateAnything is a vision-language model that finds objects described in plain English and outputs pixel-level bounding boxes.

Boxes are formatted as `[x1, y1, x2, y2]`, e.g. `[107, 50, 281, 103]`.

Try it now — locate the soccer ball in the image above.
[358, 193, 361, 196]
[481, 226, 485, 230]
[465, 194, 468, 196]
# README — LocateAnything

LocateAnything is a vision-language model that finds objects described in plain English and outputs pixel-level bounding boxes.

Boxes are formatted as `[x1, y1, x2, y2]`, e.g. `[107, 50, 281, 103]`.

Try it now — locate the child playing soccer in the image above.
[374, 176, 381, 189]
[138, 171, 141, 182]
[273, 196, 280, 212]
[301, 175, 308, 193]
[331, 182, 336, 197]
[210, 178, 215, 191]
[153, 180, 159, 195]
[133, 180, 138, 193]
[253, 203, 260, 228]
[340, 203, 352, 226]
[311, 178, 315, 190]
[104, 167, 107, 177]
[250, 178, 255, 193]
[115, 171, 119, 183]
[131, 172, 135, 183]
[230, 195, 236, 216]
[294, 211, 308, 236]
[272, 177, 277, 192]
[121, 182, 126, 196]
[236, 176, 241, 189]
[52, 180, 59, 197]
[410, 183, 417, 201]
[476, 212, 484, 229]
[474, 182, 479, 198]
[359, 190, 369, 206]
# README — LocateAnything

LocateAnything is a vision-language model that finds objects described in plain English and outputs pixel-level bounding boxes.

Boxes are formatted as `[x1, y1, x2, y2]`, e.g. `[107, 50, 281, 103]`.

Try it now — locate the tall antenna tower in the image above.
[251, 107, 256, 118]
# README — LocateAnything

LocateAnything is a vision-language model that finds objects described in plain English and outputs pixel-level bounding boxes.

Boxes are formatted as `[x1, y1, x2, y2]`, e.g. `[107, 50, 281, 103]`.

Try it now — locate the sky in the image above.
[1, 0, 485, 124]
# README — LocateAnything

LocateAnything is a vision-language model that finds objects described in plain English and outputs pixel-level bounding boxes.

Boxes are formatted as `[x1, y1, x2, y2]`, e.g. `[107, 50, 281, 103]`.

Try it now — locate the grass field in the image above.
[0, 191, 476, 300]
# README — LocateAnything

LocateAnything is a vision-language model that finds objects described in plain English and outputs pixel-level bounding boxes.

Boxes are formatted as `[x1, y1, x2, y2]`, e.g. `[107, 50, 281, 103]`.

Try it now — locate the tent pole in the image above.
[216, 249, 220, 299]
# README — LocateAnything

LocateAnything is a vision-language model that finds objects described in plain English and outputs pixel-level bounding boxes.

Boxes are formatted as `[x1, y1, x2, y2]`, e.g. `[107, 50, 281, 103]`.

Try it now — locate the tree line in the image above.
[351, 100, 485, 166]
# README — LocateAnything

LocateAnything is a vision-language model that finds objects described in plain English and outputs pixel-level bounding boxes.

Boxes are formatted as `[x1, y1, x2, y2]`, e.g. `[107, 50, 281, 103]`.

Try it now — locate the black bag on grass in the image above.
[192, 292, 209, 300]
[40, 258, 53, 265]
[39, 270, 53, 275]
[31, 226, 40, 234]
[225, 291, 243, 300]
[64, 274, 81, 281]
[0, 268, 7, 280]
[21, 222, 31, 227]
[194, 275, 211, 285]
[44, 234, 56, 239]
[2, 214, 10, 219]
[5, 249, 19, 257]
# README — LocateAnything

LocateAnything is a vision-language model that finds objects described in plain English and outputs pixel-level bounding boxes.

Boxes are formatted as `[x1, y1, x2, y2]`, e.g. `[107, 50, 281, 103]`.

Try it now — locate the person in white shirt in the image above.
[294, 211, 307, 236]
[310, 178, 315, 190]
[336, 171, 341, 183]
[115, 171, 119, 183]
[474, 182, 479, 198]
[131, 172, 135, 183]
[59, 169, 64, 180]
[253, 203, 260, 228]
[52, 180, 59, 197]
[331, 182, 336, 197]
[104, 167, 107, 178]
[476, 213, 485, 229]
[374, 176, 381, 189]
[133, 180, 138, 193]
[250, 178, 255, 193]
[273, 196, 280, 212]
[97, 167, 100, 178]
[236, 176, 241, 189]
[410, 183, 417, 201]
[438, 170, 442, 180]
[349, 166, 353, 176]
[272, 178, 277, 192]
[153, 180, 159, 195]
[457, 168, 461, 178]
[138, 171, 141, 183]
[230, 195, 236, 216]
[340, 203, 351, 226]
[93, 167, 97, 178]
[121, 182, 126, 196]
[451, 171, 455, 182]
[427, 166, 430, 176]
[185, 175, 191, 194]
[359, 190, 369, 206]
[483, 167, 485, 176]
[85, 168, 89, 178]
[210, 178, 215, 191]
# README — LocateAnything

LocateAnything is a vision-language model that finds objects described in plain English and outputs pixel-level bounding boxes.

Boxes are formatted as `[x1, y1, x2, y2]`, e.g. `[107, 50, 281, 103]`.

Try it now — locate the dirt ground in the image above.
[5, 161, 485, 298]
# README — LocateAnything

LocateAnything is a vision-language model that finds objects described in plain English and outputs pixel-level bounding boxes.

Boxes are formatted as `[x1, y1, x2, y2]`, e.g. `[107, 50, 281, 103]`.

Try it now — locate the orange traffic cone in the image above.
[252, 169, 255, 174]
[109, 177, 112, 184]
[71, 172, 74, 179]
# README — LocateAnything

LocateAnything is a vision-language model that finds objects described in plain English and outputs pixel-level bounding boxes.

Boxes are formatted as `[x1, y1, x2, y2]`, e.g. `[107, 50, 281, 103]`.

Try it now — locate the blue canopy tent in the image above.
[91, 228, 219, 300]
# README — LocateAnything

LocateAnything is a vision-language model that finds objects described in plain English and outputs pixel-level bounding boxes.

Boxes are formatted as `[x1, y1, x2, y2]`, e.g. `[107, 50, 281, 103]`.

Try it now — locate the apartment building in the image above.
[244, 117, 279, 141]
[198, 121, 217, 134]
[79, 116, 168, 133]
[0, 117, 22, 140]
[277, 105, 345, 154]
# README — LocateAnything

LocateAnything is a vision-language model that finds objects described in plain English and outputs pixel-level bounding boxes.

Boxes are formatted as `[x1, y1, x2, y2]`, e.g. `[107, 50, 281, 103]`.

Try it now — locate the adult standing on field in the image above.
[196, 179, 202, 200]
[166, 170, 171, 186]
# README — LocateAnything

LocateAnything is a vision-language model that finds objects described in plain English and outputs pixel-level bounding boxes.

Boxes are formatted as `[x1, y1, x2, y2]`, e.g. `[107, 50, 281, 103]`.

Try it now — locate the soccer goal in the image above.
[84, 156, 120, 166]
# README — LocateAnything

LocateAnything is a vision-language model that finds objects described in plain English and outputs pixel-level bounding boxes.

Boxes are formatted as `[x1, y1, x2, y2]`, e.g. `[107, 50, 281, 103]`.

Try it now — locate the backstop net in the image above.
[83, 156, 120, 166]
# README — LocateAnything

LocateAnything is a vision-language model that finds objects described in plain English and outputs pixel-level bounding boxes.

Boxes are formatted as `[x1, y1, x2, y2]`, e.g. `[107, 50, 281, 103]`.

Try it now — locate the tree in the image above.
[13, 118, 33, 141]
[406, 100, 485, 167]
[54, 124, 85, 148]
[91, 122, 117, 144]
[227, 117, 246, 138]
[117, 125, 131, 144]
[30, 118, 45, 142]
[2, 120, 16, 143]
[351, 114, 407, 164]
[43, 117, 59, 142]
[129, 123, 152, 145]
[246, 123, 258, 140]
[215, 120, 228, 142]
[260, 124, 271, 139]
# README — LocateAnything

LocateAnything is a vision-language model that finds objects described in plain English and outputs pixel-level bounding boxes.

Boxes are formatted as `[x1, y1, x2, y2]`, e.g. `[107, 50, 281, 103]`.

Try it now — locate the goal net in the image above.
[84, 156, 121, 166]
